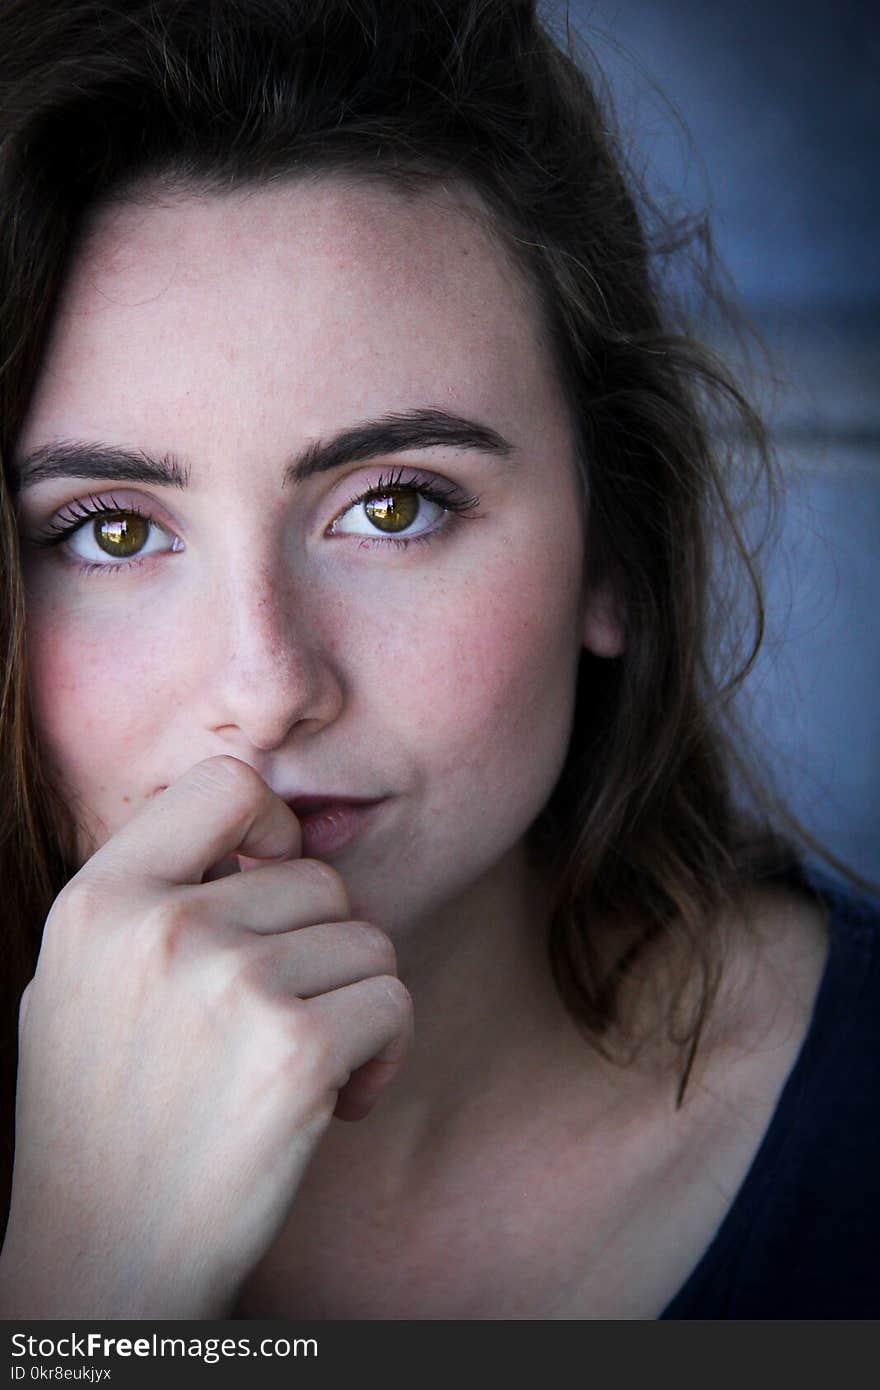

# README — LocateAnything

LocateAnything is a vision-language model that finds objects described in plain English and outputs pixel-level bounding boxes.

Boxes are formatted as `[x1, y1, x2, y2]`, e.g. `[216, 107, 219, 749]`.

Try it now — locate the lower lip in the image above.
[295, 801, 385, 857]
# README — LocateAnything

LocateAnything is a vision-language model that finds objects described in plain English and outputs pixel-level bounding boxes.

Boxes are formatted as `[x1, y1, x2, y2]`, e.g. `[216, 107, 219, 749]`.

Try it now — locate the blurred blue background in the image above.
[558, 0, 879, 890]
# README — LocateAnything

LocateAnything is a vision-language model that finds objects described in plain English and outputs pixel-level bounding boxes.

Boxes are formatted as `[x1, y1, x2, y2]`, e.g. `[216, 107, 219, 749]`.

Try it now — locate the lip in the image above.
[282, 795, 387, 857]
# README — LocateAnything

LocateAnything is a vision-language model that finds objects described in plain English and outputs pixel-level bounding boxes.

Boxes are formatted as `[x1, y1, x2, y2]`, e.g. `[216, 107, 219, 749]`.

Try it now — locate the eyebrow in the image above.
[8, 408, 515, 497]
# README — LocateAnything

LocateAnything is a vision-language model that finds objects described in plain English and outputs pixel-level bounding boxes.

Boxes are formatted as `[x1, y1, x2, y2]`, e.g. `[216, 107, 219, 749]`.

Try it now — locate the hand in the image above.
[0, 756, 412, 1319]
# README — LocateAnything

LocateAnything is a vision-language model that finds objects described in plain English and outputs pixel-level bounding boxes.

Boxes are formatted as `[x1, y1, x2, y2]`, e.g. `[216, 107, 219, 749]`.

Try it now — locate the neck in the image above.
[231, 838, 680, 1318]
[331, 839, 624, 1162]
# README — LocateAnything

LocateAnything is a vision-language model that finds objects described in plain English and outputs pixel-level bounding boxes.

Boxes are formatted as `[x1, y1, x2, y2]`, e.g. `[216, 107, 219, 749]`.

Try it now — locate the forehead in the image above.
[26, 176, 571, 465]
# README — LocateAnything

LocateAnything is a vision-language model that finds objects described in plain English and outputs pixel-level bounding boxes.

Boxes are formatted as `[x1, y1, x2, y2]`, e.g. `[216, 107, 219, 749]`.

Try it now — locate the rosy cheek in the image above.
[25, 615, 161, 859]
[27, 613, 154, 759]
[27, 623, 94, 750]
[387, 564, 580, 771]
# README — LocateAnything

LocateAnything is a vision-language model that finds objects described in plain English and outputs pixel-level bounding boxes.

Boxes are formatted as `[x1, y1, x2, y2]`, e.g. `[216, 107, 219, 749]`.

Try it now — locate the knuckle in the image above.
[350, 921, 397, 973]
[376, 972, 413, 1020]
[205, 946, 258, 1012]
[49, 876, 103, 928]
[134, 895, 203, 964]
[279, 1010, 333, 1085]
[44, 875, 114, 946]
[232, 1009, 336, 1130]
[295, 858, 350, 919]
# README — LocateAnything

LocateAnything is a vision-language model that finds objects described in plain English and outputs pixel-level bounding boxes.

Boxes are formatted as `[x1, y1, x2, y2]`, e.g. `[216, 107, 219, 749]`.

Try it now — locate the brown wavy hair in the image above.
[0, 0, 869, 1234]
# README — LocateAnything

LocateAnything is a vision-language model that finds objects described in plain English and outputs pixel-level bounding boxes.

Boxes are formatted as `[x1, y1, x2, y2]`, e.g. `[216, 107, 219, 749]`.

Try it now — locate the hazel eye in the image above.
[332, 486, 444, 538]
[89, 512, 150, 558]
[64, 510, 177, 565]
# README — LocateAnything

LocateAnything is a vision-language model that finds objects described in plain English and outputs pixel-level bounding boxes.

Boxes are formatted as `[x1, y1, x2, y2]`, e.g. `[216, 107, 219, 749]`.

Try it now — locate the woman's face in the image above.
[14, 178, 622, 936]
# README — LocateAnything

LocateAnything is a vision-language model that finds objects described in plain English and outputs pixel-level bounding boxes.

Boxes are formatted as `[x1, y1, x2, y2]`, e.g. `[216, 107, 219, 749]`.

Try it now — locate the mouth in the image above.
[283, 795, 387, 857]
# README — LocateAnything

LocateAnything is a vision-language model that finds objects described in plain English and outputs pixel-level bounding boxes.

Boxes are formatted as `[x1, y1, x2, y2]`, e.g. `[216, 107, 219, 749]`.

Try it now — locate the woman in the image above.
[0, 0, 876, 1319]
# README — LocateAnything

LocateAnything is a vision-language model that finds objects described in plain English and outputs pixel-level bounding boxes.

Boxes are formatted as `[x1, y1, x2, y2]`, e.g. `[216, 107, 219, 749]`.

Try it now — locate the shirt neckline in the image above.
[659, 867, 873, 1318]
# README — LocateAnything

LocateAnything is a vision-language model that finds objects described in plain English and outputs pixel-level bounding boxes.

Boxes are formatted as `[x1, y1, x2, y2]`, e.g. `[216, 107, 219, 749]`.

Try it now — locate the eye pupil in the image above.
[95, 513, 148, 557]
[364, 489, 419, 533]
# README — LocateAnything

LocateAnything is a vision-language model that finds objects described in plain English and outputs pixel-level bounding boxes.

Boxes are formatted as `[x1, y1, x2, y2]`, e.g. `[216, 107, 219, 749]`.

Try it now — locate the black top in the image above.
[660, 868, 880, 1318]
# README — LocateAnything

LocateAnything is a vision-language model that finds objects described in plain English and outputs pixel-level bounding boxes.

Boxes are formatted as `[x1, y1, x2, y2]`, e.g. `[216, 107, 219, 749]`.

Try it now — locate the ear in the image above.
[581, 581, 626, 658]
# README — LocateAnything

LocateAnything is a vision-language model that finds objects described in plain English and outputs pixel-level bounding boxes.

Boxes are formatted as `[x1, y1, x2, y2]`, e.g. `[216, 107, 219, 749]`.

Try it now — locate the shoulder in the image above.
[663, 880, 832, 1226]
[717, 869, 879, 1061]
[692, 869, 877, 1138]
[714, 876, 831, 1055]
[663, 871, 880, 1317]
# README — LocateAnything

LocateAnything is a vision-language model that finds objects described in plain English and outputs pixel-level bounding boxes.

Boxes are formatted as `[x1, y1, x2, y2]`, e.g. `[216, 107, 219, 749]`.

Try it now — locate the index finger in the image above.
[82, 756, 302, 888]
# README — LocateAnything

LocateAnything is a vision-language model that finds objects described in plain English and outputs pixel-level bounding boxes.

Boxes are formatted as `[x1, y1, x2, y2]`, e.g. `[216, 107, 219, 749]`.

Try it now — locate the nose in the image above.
[200, 560, 345, 753]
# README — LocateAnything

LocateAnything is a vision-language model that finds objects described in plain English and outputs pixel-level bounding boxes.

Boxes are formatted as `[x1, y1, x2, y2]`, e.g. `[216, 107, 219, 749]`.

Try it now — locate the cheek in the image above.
[371, 549, 584, 813]
[25, 605, 171, 819]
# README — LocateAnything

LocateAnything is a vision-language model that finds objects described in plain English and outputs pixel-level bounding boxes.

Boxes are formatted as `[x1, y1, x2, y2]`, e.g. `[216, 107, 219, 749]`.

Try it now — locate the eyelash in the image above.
[28, 471, 482, 578]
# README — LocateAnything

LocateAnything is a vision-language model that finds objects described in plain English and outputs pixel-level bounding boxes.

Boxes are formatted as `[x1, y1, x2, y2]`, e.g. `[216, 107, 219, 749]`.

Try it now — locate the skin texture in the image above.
[16, 177, 622, 947]
[8, 177, 831, 1319]
[6, 175, 628, 1315]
